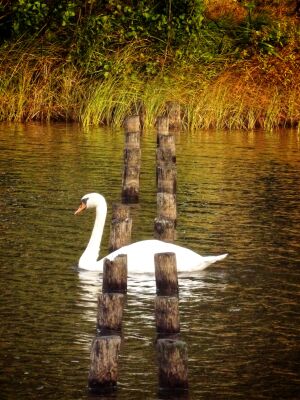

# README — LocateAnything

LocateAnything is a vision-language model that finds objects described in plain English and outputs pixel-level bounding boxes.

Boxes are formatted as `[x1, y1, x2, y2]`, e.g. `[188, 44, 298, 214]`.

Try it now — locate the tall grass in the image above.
[0, 39, 299, 131]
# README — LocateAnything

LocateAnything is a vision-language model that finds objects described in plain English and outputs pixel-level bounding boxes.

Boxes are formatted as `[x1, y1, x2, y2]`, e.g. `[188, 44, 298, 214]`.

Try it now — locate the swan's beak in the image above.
[74, 202, 87, 215]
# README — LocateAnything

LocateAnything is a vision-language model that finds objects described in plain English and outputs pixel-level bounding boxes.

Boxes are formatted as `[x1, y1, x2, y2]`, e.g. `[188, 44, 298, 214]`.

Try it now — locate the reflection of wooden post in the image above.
[103, 255, 127, 294]
[109, 203, 132, 252]
[97, 293, 125, 333]
[122, 115, 141, 203]
[157, 339, 188, 389]
[88, 335, 121, 392]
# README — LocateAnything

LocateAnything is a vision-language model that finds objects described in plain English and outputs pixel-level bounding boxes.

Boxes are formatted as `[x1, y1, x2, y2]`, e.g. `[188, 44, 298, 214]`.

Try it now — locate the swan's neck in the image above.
[79, 204, 106, 268]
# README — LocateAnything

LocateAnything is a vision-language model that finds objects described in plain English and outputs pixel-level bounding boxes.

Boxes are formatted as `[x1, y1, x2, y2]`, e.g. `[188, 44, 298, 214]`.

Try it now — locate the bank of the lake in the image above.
[0, 1, 299, 130]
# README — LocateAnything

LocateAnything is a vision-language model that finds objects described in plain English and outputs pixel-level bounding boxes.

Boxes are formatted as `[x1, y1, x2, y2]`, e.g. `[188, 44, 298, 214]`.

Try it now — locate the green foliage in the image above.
[0, 0, 77, 38]
[229, 1, 293, 56]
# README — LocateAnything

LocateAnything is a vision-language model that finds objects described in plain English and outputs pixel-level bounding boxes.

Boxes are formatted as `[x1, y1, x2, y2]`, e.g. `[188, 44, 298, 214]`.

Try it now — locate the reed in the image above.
[0, 39, 299, 131]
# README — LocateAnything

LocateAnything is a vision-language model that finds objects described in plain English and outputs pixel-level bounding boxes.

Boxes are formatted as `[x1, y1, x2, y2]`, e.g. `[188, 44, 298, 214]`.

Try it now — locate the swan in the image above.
[75, 193, 227, 273]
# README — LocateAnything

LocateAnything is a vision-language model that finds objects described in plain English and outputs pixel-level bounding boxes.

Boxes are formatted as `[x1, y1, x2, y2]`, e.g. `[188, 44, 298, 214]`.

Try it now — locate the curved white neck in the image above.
[79, 202, 107, 268]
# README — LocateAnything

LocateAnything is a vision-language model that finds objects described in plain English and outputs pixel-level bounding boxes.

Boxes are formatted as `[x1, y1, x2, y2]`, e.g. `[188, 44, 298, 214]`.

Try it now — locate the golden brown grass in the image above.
[0, 39, 299, 130]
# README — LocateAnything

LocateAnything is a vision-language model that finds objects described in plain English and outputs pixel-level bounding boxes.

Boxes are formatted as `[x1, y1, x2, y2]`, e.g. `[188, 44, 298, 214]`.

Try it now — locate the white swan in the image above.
[75, 193, 227, 273]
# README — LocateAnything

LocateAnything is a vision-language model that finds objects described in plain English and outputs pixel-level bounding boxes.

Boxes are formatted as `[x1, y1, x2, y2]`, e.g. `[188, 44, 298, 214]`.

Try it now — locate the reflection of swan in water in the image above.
[74, 193, 228, 273]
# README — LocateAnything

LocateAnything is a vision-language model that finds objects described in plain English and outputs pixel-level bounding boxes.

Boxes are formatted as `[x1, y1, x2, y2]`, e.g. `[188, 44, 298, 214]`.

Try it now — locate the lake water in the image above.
[0, 123, 299, 399]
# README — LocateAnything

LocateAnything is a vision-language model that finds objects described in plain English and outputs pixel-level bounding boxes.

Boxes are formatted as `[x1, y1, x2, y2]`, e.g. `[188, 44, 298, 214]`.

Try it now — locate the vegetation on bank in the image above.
[0, 0, 299, 130]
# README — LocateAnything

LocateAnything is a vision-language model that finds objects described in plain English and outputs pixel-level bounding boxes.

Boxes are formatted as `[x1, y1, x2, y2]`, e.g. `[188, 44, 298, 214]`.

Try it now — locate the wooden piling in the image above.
[157, 165, 177, 194]
[122, 115, 141, 203]
[155, 296, 180, 335]
[154, 252, 178, 296]
[102, 255, 128, 294]
[167, 102, 181, 131]
[156, 116, 169, 137]
[97, 293, 125, 333]
[154, 217, 176, 242]
[88, 335, 121, 393]
[109, 203, 132, 253]
[155, 116, 177, 241]
[156, 192, 177, 222]
[156, 339, 188, 390]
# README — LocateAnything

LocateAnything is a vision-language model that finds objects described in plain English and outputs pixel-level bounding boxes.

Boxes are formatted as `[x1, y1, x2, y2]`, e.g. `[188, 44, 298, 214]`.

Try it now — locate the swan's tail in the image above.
[213, 253, 228, 262]
[201, 253, 228, 269]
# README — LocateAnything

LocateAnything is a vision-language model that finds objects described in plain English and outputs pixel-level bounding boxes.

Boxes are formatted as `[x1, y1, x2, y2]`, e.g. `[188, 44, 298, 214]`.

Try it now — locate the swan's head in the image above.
[74, 193, 107, 215]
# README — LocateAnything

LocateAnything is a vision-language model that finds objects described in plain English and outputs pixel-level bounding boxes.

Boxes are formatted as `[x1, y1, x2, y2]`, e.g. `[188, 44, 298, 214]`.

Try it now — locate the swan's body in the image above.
[75, 193, 227, 273]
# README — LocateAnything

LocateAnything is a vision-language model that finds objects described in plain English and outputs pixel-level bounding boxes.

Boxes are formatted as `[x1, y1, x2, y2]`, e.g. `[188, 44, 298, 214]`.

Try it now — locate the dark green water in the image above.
[0, 123, 299, 399]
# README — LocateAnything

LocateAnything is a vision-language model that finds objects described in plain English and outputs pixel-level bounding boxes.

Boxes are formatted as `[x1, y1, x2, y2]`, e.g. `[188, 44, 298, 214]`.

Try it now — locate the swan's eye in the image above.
[82, 197, 88, 205]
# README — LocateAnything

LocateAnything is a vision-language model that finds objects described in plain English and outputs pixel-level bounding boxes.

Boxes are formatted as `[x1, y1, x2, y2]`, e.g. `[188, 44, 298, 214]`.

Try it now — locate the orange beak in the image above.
[74, 202, 87, 215]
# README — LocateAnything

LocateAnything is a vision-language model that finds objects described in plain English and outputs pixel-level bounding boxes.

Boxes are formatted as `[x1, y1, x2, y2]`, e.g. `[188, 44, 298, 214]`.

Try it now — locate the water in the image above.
[0, 123, 299, 399]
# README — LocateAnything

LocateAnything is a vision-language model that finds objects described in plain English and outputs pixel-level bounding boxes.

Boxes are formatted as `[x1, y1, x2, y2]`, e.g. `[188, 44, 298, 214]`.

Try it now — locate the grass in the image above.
[0, 23, 299, 131]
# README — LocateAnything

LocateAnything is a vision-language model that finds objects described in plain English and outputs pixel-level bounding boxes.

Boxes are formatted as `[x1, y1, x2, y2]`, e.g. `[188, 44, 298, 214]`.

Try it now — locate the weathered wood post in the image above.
[88, 335, 121, 392]
[167, 101, 181, 131]
[97, 293, 125, 333]
[122, 115, 141, 203]
[109, 203, 132, 253]
[155, 252, 178, 297]
[155, 117, 177, 241]
[154, 252, 189, 390]
[102, 255, 128, 294]
[157, 338, 188, 390]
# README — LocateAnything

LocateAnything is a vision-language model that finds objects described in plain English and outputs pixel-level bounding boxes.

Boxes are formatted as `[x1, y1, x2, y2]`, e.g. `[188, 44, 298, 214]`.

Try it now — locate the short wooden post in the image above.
[154, 253, 178, 296]
[109, 203, 132, 252]
[167, 102, 181, 131]
[122, 115, 141, 203]
[88, 335, 121, 393]
[157, 165, 177, 194]
[156, 192, 177, 222]
[155, 296, 180, 335]
[97, 293, 125, 333]
[103, 255, 128, 294]
[157, 339, 188, 389]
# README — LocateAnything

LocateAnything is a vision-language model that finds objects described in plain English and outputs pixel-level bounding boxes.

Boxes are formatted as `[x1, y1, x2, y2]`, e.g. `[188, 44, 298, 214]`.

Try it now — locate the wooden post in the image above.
[157, 165, 177, 194]
[122, 115, 141, 203]
[157, 339, 188, 390]
[88, 335, 121, 393]
[97, 293, 125, 333]
[155, 296, 180, 335]
[155, 116, 177, 241]
[154, 252, 178, 296]
[156, 192, 177, 222]
[109, 203, 132, 252]
[167, 102, 181, 131]
[154, 217, 176, 242]
[103, 255, 128, 294]
[156, 116, 169, 138]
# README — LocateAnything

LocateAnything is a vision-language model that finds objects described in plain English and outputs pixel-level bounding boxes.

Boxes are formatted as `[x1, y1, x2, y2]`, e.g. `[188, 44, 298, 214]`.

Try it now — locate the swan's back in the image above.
[101, 239, 226, 273]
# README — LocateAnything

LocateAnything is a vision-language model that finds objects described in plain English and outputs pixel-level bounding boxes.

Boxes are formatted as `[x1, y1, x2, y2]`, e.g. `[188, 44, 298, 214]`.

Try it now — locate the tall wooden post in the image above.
[122, 115, 141, 203]
[155, 116, 177, 241]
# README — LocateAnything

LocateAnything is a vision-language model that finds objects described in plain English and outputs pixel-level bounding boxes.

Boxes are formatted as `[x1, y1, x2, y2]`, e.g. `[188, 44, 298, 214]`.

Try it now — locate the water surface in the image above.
[0, 123, 299, 399]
